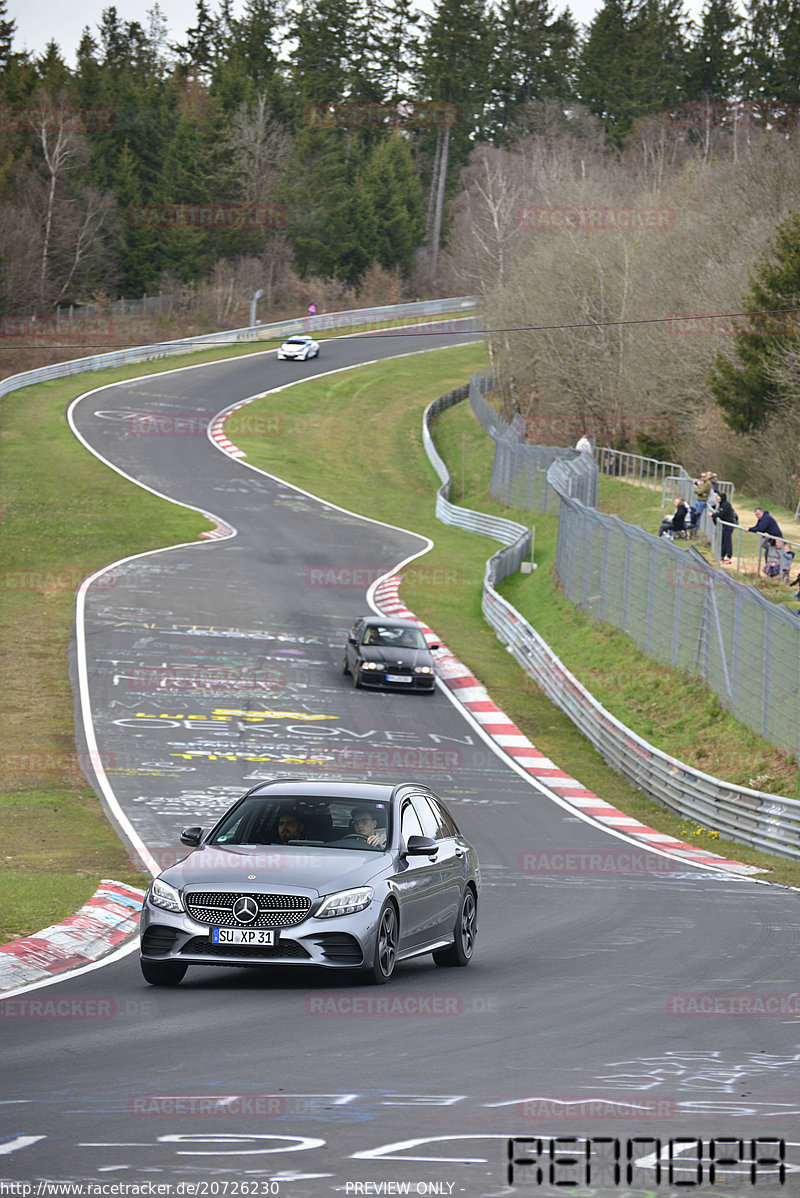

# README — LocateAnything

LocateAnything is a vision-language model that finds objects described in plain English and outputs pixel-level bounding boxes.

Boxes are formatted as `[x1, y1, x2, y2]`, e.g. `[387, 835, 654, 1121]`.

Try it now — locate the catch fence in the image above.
[424, 375, 800, 859]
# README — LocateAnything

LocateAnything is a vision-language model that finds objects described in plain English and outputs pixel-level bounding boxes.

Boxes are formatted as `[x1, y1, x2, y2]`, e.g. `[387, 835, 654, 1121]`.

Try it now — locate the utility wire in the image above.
[3, 307, 800, 348]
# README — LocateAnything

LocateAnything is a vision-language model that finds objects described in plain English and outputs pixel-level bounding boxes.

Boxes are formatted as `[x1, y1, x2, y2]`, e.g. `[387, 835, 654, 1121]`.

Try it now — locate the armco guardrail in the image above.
[423, 378, 800, 861]
[0, 296, 478, 401]
[423, 386, 531, 581]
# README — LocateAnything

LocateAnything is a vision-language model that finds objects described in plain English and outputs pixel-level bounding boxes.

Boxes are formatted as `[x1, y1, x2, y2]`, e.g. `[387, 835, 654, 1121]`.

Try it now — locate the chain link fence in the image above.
[466, 373, 800, 760]
[426, 376, 800, 860]
[469, 373, 598, 512]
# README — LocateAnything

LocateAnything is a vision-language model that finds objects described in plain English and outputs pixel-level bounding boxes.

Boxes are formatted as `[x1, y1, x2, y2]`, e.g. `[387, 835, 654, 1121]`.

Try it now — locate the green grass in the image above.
[230, 350, 800, 888]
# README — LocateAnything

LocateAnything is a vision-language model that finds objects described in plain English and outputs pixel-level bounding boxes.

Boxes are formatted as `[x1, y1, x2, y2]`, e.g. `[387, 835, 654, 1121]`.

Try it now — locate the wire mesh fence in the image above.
[468, 373, 599, 512]
[424, 376, 800, 860]
[466, 373, 800, 758]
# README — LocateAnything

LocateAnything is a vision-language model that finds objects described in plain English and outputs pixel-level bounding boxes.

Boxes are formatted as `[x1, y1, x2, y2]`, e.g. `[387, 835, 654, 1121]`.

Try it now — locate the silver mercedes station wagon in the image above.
[139, 779, 480, 986]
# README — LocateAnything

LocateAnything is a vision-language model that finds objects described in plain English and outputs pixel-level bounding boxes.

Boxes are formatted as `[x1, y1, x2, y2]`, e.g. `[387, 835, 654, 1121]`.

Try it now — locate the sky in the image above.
[12, 0, 625, 67]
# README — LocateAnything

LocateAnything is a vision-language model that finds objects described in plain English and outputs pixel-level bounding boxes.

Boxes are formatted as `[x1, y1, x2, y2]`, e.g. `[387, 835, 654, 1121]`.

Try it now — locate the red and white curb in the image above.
[199, 516, 235, 541]
[209, 401, 252, 460]
[0, 880, 144, 994]
[373, 575, 761, 876]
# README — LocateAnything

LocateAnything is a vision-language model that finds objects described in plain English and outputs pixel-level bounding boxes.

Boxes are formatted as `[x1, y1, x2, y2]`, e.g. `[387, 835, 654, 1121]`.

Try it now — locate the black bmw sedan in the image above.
[343, 616, 438, 692]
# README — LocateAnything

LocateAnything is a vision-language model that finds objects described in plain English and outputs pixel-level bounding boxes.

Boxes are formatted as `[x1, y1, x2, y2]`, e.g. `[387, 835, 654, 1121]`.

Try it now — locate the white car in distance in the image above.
[277, 335, 320, 361]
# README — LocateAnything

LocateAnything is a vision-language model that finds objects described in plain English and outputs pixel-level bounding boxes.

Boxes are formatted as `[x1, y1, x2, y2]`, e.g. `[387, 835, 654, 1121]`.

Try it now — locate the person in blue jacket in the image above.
[748, 508, 783, 539]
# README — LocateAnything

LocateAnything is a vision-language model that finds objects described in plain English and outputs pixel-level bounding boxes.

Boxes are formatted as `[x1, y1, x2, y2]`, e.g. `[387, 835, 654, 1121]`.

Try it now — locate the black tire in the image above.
[352, 663, 361, 688]
[365, 902, 399, 984]
[342, 655, 349, 675]
[433, 887, 477, 967]
[140, 958, 187, 987]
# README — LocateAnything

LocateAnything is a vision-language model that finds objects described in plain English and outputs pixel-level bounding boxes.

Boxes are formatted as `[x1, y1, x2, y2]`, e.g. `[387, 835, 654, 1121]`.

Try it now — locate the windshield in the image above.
[362, 624, 427, 650]
[210, 796, 390, 851]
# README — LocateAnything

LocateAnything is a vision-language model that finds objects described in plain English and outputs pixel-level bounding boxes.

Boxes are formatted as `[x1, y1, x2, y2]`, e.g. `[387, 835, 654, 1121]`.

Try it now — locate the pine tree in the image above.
[491, 0, 578, 136]
[115, 138, 161, 293]
[372, 0, 422, 102]
[0, 0, 16, 71]
[708, 211, 800, 432]
[743, 0, 800, 106]
[577, 0, 639, 142]
[686, 0, 742, 100]
[578, 0, 689, 143]
[361, 133, 424, 272]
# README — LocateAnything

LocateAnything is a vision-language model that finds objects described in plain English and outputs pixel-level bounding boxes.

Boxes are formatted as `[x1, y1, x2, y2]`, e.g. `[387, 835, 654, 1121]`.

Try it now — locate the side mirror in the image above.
[428, 643, 440, 651]
[180, 826, 203, 846]
[404, 835, 438, 857]
[347, 633, 357, 644]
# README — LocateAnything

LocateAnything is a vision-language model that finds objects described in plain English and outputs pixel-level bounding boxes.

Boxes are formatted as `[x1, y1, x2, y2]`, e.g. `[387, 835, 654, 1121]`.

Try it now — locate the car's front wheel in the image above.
[140, 958, 188, 987]
[433, 886, 476, 967]
[365, 902, 399, 984]
[352, 663, 361, 688]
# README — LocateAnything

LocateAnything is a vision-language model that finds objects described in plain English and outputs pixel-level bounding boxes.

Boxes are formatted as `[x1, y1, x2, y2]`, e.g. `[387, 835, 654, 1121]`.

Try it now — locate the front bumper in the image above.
[357, 671, 436, 692]
[140, 904, 376, 970]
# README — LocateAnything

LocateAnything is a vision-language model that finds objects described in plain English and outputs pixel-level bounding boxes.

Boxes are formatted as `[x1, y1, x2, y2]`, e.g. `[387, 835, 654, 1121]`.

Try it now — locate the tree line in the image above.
[1, 0, 797, 314]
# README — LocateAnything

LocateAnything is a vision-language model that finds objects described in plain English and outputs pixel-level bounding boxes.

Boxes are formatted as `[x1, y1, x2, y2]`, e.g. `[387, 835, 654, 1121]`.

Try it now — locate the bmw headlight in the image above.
[414, 665, 433, 674]
[316, 886, 374, 918]
[149, 878, 184, 913]
[361, 661, 382, 670]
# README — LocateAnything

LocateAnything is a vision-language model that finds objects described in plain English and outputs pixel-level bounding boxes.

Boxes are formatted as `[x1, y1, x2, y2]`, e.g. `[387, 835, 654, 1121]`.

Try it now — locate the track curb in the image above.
[0, 880, 144, 994]
[372, 575, 762, 877]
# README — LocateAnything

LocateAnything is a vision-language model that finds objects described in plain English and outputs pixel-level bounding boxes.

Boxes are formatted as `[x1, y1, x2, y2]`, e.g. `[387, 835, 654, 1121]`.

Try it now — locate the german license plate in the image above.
[387, 674, 412, 683]
[212, 928, 276, 945]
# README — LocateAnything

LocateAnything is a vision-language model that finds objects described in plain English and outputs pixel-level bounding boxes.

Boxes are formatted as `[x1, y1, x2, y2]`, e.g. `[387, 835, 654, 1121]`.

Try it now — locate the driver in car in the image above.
[351, 806, 386, 847]
[276, 811, 305, 844]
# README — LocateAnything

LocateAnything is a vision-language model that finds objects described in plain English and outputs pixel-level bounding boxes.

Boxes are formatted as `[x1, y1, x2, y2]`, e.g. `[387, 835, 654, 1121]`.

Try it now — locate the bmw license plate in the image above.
[386, 674, 412, 683]
[212, 928, 276, 945]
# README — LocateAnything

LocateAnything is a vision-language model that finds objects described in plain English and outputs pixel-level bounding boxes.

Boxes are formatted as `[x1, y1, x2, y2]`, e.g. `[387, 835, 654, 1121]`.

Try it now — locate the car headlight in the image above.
[316, 886, 374, 918]
[414, 665, 433, 673]
[149, 878, 184, 913]
[361, 661, 382, 670]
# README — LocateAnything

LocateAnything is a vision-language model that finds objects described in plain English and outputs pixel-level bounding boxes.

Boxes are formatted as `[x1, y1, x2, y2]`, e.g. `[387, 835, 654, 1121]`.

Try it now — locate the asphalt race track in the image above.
[2, 325, 799, 1198]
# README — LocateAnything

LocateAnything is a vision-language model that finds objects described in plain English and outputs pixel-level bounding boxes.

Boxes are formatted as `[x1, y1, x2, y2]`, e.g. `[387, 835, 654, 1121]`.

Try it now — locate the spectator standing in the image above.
[712, 492, 738, 564]
[691, 472, 712, 527]
[706, 476, 722, 518]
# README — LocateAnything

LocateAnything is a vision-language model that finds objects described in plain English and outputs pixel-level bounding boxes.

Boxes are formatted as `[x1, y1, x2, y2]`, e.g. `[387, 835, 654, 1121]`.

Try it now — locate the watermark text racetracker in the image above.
[519, 205, 675, 231]
[305, 993, 498, 1016]
[2, 568, 116, 592]
[128, 203, 285, 230]
[125, 412, 283, 437]
[518, 849, 678, 875]
[305, 566, 461, 589]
